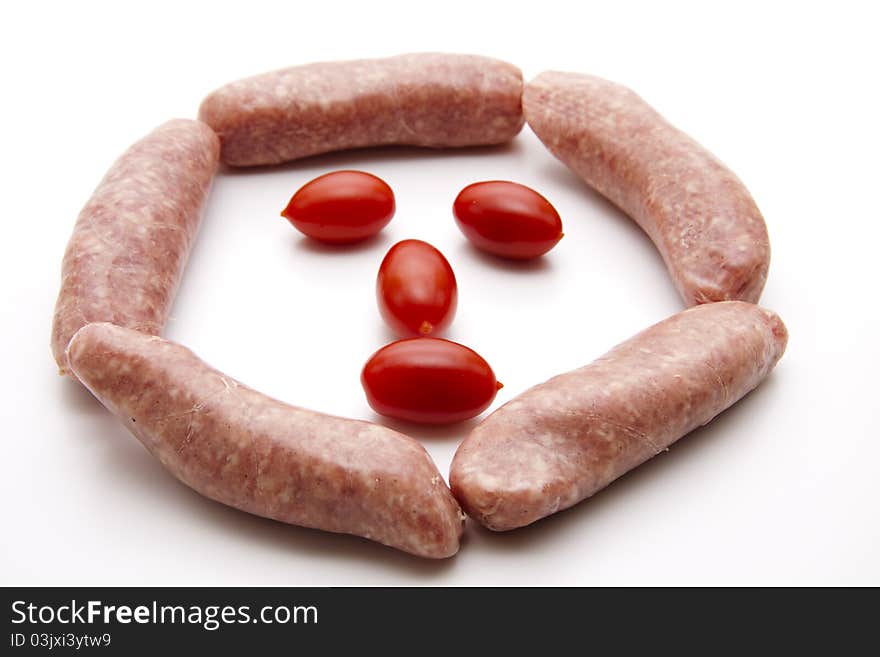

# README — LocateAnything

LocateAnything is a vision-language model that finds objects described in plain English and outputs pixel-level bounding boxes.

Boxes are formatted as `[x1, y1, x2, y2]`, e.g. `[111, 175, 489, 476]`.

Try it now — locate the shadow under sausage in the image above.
[155, 479, 461, 580]
[58, 372, 105, 416]
[462, 373, 786, 552]
[94, 417, 460, 577]
[291, 231, 392, 256]
[218, 141, 525, 178]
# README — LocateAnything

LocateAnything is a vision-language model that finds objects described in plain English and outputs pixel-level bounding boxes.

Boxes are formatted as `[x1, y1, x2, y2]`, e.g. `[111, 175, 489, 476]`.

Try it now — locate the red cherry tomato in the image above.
[361, 338, 502, 424]
[453, 180, 563, 259]
[376, 239, 458, 337]
[281, 170, 395, 243]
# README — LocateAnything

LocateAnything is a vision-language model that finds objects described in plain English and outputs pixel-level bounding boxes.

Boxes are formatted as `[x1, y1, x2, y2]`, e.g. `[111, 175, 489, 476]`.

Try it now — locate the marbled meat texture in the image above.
[450, 301, 788, 531]
[51, 119, 219, 374]
[523, 71, 770, 306]
[198, 52, 525, 166]
[67, 323, 465, 559]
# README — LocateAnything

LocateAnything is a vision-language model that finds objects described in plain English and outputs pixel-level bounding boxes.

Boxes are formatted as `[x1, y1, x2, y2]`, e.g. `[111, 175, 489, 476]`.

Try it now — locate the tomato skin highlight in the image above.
[361, 338, 502, 424]
[376, 239, 458, 338]
[453, 180, 563, 259]
[281, 170, 395, 243]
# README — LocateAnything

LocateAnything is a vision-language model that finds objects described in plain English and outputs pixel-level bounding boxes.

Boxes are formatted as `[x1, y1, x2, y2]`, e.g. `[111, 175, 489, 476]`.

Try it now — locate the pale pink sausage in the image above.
[198, 53, 525, 166]
[523, 72, 770, 306]
[67, 323, 465, 559]
[51, 119, 219, 374]
[450, 302, 787, 531]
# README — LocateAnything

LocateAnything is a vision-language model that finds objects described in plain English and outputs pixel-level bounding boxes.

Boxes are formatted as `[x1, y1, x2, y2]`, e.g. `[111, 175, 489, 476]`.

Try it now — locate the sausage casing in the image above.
[450, 301, 788, 531]
[523, 72, 770, 305]
[198, 53, 525, 166]
[51, 119, 219, 373]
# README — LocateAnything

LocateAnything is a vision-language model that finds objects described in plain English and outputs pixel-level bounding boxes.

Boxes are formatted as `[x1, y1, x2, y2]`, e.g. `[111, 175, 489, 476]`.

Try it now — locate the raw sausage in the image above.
[51, 119, 219, 374]
[66, 322, 464, 558]
[449, 301, 787, 531]
[523, 72, 770, 306]
[198, 53, 525, 166]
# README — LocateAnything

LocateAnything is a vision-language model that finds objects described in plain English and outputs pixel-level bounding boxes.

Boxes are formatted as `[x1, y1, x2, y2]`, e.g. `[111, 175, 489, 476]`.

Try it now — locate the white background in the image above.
[3, 0, 878, 585]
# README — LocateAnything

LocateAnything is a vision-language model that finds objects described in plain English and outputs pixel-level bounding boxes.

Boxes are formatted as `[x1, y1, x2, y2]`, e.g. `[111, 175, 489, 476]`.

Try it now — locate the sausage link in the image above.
[67, 323, 465, 558]
[449, 301, 788, 531]
[523, 72, 770, 306]
[198, 53, 525, 166]
[51, 119, 219, 374]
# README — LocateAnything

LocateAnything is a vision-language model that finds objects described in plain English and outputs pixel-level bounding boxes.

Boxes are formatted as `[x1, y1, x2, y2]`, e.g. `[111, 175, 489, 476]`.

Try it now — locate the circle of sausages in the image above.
[52, 53, 786, 557]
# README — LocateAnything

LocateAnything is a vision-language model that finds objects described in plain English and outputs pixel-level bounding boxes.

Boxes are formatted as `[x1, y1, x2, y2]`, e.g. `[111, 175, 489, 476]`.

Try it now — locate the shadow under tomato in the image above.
[366, 412, 482, 443]
[457, 241, 556, 274]
[369, 323, 404, 348]
[367, 323, 471, 353]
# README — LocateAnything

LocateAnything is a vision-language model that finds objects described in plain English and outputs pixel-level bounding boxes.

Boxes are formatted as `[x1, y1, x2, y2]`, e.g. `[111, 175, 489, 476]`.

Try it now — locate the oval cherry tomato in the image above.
[281, 170, 395, 243]
[376, 239, 458, 337]
[361, 338, 502, 424]
[453, 180, 563, 259]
